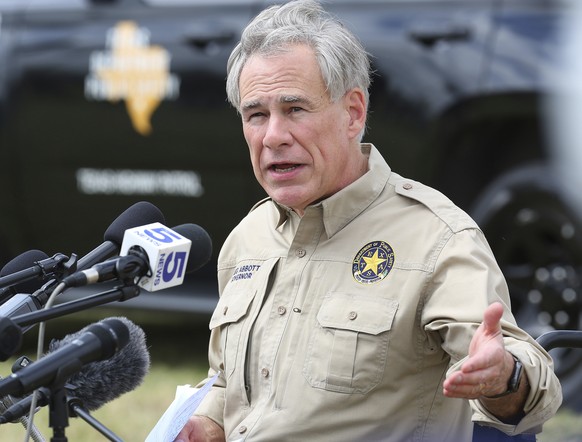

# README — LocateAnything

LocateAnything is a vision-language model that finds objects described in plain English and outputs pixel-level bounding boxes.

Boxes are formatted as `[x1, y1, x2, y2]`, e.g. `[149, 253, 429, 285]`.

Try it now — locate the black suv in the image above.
[1, 0, 581, 408]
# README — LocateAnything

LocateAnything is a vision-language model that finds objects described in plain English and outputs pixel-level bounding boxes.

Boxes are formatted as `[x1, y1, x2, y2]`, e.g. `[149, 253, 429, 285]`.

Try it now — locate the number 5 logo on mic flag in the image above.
[119, 222, 192, 292]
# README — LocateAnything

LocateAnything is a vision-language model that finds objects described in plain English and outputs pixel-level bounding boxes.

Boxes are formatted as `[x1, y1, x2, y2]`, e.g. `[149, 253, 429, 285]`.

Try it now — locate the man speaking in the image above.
[175, 1, 562, 440]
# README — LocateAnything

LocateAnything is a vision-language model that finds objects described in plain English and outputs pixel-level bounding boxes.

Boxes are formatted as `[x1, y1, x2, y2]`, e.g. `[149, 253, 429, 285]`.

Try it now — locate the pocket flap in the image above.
[317, 293, 398, 335]
[209, 289, 256, 329]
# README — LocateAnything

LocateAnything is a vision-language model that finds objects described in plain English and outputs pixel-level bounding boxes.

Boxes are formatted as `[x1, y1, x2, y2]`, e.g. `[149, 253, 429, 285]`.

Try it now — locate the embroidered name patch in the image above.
[352, 241, 395, 284]
[230, 264, 261, 282]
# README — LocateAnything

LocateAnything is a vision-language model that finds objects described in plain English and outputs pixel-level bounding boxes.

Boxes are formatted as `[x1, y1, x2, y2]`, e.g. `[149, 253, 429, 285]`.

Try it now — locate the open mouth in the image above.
[271, 164, 300, 173]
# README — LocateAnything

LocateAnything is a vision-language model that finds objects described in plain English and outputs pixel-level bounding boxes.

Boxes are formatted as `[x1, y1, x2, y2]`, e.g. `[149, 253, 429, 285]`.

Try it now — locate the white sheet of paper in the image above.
[145, 373, 219, 442]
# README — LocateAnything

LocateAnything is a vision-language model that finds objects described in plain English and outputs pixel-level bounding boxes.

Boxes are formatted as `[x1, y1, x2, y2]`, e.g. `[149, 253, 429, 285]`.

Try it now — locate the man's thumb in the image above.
[483, 302, 504, 334]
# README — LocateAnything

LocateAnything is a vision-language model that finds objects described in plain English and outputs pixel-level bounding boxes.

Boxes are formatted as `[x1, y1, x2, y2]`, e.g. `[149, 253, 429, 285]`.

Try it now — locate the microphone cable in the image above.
[23, 282, 66, 442]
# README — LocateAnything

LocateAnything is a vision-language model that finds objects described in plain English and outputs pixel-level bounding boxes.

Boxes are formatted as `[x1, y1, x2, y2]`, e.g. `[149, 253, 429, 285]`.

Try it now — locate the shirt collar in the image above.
[273, 143, 391, 236]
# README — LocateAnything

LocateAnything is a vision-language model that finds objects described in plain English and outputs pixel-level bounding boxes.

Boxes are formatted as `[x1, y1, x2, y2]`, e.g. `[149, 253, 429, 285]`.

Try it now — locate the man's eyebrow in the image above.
[281, 95, 312, 106]
[241, 95, 313, 112]
[241, 99, 261, 112]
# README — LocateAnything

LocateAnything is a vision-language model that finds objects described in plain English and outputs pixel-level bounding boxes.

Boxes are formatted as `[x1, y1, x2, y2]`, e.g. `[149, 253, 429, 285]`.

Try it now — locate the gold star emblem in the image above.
[352, 241, 394, 284]
[361, 249, 387, 276]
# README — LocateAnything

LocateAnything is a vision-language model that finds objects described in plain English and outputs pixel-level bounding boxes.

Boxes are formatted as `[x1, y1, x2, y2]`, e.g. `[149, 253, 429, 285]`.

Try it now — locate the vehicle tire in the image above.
[471, 163, 582, 411]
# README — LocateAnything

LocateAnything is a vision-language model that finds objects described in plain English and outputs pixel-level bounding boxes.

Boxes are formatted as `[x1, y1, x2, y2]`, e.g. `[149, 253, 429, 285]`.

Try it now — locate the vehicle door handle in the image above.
[408, 26, 471, 48]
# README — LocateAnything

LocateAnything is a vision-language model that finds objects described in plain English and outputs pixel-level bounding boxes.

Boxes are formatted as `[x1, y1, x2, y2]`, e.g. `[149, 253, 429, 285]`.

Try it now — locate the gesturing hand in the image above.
[443, 302, 515, 399]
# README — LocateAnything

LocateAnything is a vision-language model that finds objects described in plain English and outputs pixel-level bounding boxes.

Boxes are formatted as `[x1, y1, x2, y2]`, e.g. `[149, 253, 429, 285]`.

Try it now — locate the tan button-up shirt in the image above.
[196, 144, 561, 441]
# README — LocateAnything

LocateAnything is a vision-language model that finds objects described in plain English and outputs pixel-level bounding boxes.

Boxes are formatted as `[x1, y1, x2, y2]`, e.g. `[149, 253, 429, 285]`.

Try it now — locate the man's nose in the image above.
[263, 114, 293, 149]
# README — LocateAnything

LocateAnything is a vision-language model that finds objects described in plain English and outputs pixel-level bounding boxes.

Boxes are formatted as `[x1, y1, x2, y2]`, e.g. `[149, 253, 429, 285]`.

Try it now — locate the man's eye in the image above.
[247, 112, 264, 120]
[290, 107, 303, 113]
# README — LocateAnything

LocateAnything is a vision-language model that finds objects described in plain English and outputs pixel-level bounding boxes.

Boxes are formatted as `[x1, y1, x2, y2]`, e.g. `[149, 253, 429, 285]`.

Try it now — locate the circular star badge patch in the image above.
[352, 241, 395, 284]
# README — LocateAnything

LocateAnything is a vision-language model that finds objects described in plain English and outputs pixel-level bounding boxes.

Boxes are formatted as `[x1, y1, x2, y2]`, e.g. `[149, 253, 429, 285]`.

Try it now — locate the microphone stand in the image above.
[47, 385, 123, 442]
[68, 397, 123, 442]
[46, 382, 122, 441]
[47, 382, 68, 442]
[12, 284, 141, 328]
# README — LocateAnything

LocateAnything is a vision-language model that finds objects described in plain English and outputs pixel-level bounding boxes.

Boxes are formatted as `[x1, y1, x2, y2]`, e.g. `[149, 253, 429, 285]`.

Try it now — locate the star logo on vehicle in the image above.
[352, 241, 394, 284]
[85, 21, 180, 136]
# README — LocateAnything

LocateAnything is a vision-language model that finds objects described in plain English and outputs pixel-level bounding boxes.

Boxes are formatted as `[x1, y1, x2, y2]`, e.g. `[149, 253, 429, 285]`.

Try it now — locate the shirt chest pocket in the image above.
[210, 258, 279, 380]
[303, 293, 398, 394]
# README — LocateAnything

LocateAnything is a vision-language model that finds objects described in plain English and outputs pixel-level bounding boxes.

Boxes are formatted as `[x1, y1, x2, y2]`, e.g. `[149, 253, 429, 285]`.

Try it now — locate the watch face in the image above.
[509, 358, 524, 393]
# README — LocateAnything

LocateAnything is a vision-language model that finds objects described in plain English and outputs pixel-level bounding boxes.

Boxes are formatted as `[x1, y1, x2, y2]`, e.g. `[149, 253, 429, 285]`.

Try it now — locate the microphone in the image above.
[0, 251, 74, 293]
[172, 223, 213, 274]
[0, 251, 51, 320]
[75, 201, 165, 271]
[0, 251, 79, 324]
[0, 317, 149, 424]
[0, 250, 51, 304]
[0, 201, 165, 317]
[0, 317, 129, 398]
[62, 222, 212, 292]
[0, 223, 210, 361]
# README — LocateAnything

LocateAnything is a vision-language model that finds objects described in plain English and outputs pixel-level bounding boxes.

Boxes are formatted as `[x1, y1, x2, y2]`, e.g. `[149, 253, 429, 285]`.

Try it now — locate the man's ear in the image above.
[345, 88, 367, 140]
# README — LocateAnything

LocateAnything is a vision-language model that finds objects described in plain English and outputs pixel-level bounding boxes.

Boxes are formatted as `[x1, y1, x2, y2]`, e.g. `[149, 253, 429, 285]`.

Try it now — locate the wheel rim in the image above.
[482, 190, 582, 377]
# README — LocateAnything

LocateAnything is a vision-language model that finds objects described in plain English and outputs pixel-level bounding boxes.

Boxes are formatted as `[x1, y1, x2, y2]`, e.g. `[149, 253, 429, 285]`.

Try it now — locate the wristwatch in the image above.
[485, 355, 523, 398]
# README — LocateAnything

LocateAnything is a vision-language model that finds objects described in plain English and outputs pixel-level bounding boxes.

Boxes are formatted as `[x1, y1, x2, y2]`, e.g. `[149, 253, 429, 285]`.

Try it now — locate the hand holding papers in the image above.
[146, 373, 219, 442]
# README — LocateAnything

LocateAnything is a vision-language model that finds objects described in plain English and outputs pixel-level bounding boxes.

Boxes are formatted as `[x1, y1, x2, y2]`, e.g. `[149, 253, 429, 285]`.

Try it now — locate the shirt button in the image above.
[261, 368, 270, 378]
[277, 306, 287, 315]
[348, 311, 358, 320]
[238, 425, 247, 434]
[403, 183, 413, 190]
[296, 248, 306, 258]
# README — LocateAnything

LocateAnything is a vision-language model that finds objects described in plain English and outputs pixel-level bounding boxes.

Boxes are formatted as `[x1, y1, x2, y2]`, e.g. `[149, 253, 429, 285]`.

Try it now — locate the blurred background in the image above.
[1, 0, 582, 439]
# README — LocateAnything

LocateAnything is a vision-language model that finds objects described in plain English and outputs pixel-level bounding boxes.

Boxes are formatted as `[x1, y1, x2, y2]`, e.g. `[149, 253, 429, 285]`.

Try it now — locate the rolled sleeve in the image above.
[471, 341, 562, 435]
[429, 228, 562, 434]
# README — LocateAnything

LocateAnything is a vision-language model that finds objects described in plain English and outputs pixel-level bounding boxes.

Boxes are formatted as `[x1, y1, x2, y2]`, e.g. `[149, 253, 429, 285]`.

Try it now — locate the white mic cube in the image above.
[119, 222, 191, 292]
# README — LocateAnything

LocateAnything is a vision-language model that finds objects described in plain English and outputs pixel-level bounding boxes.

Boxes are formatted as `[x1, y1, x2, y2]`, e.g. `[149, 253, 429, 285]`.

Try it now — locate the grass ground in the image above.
[0, 309, 581, 441]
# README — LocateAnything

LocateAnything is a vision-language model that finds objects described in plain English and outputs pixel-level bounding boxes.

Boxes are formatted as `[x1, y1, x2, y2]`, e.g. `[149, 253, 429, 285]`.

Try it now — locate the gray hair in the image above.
[226, 0, 371, 112]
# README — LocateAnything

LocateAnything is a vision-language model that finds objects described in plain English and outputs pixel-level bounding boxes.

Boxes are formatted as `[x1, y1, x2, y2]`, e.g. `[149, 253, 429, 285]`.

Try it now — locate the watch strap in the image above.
[484, 355, 523, 399]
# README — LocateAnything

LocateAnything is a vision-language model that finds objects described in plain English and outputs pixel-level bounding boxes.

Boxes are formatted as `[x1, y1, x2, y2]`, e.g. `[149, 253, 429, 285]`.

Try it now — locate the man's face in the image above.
[238, 44, 367, 215]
